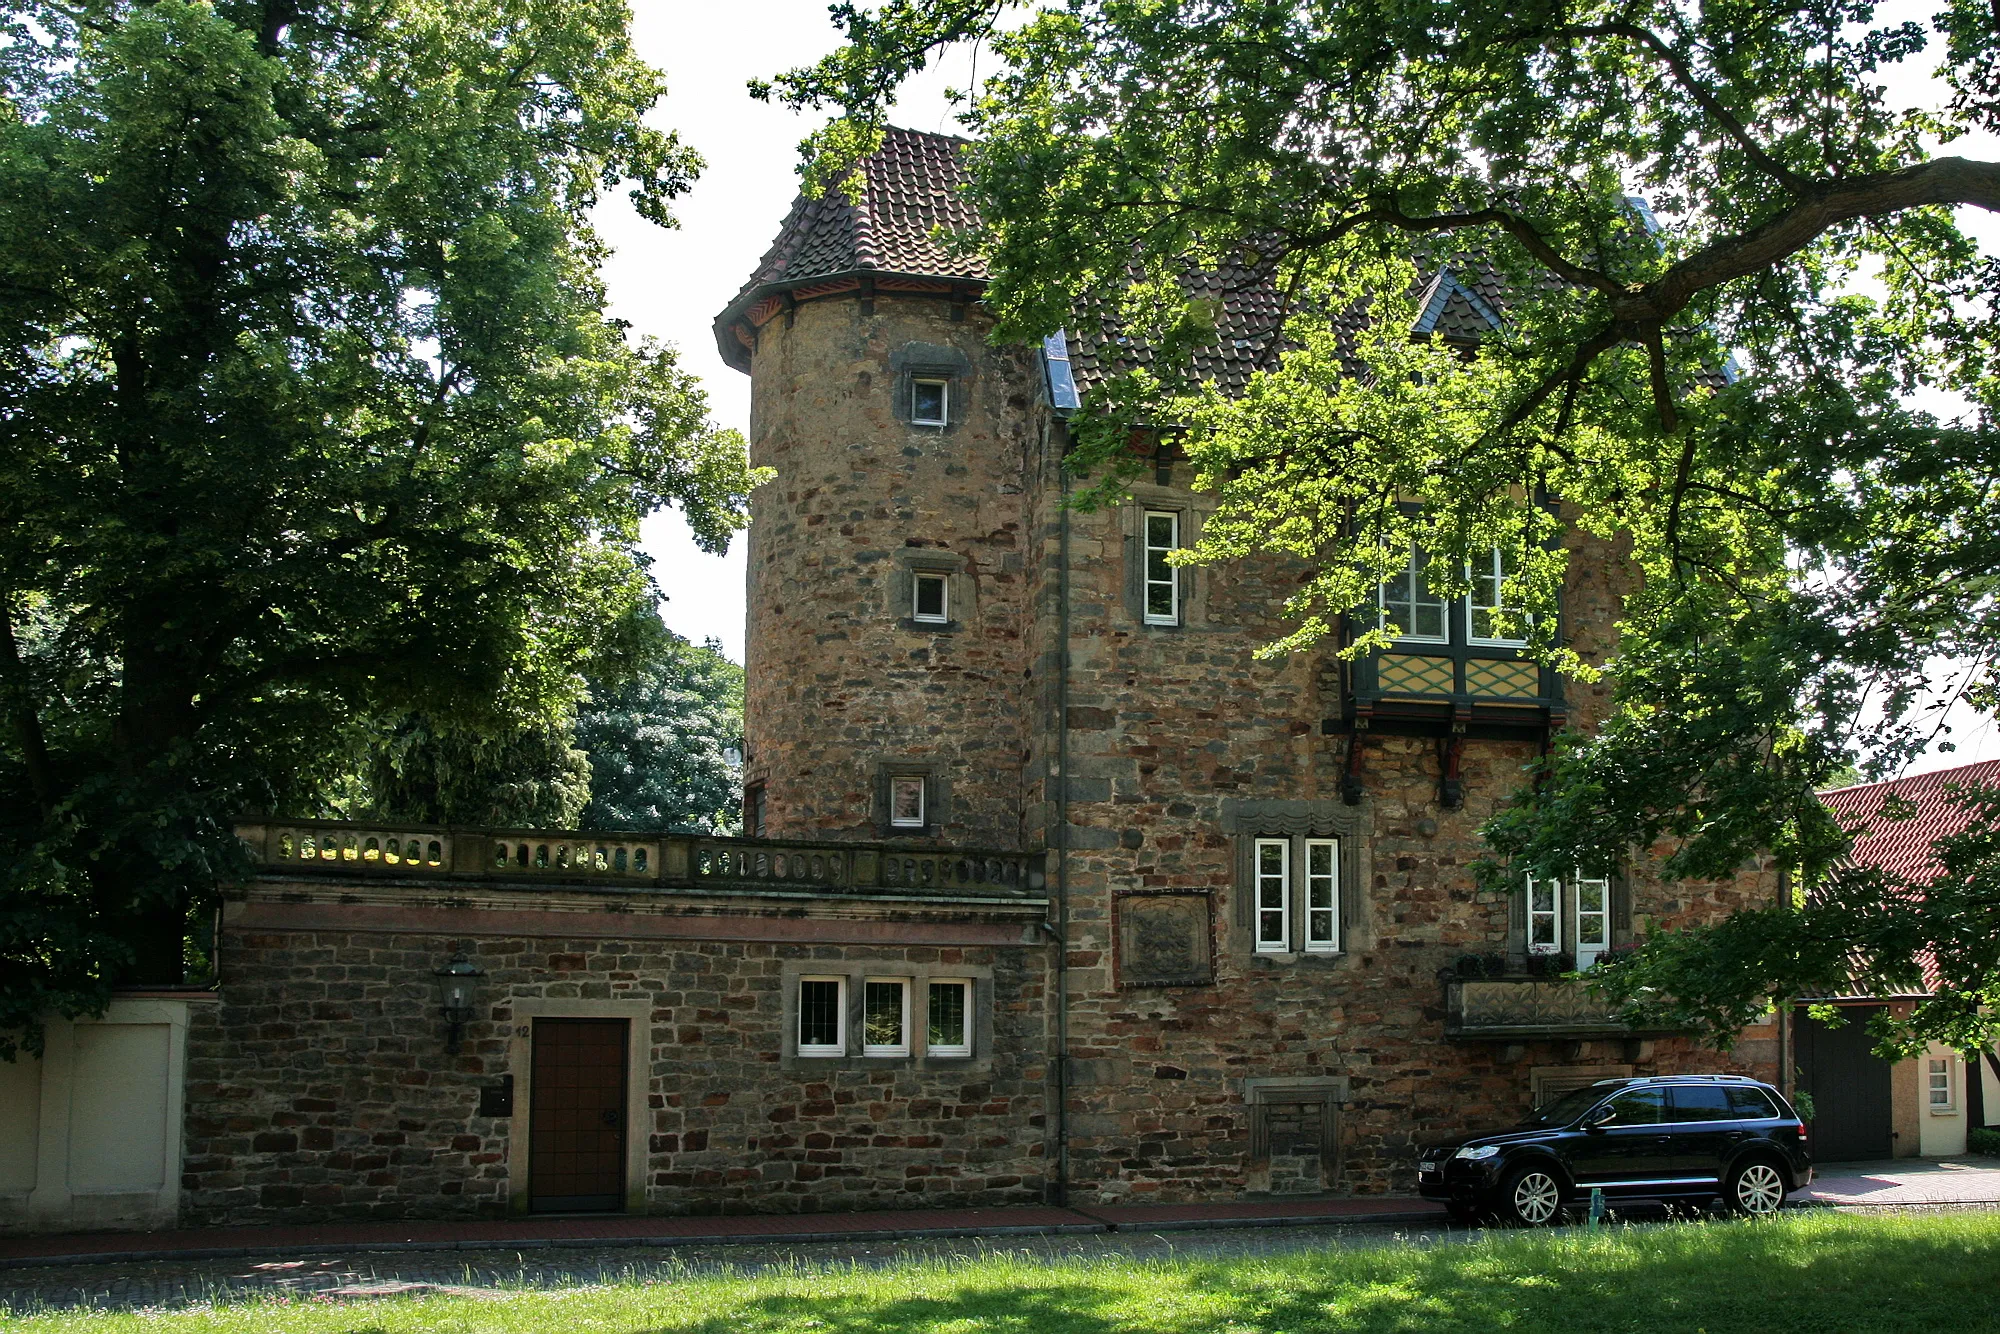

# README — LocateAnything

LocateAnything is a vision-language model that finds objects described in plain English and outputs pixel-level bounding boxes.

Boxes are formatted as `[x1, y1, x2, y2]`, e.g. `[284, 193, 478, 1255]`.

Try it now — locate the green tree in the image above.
[363, 718, 594, 829]
[765, 0, 2000, 1051]
[575, 628, 744, 835]
[0, 0, 763, 1054]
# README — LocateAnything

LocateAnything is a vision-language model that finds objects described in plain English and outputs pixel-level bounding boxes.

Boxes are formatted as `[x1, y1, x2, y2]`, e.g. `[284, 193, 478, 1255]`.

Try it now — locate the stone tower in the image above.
[714, 130, 1049, 852]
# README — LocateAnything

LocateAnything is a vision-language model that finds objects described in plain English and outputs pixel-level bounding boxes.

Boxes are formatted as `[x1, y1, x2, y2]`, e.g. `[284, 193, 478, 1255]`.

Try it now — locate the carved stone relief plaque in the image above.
[1116, 891, 1214, 987]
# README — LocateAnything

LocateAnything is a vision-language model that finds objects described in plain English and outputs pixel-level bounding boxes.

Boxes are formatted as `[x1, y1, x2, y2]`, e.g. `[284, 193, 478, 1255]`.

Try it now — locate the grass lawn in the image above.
[11, 1211, 2000, 1334]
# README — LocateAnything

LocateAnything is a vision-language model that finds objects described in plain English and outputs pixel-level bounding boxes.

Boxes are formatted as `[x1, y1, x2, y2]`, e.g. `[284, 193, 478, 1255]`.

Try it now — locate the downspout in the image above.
[1037, 332, 1081, 1208]
[1052, 420, 1073, 1207]
[1776, 863, 1794, 1098]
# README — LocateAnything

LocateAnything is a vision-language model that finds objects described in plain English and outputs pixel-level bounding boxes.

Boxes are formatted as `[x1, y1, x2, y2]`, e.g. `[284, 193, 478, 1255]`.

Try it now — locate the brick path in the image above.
[1802, 1158, 2000, 1207]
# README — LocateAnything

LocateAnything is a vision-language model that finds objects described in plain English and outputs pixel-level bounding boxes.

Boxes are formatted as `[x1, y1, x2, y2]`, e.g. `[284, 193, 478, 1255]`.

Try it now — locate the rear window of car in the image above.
[1727, 1086, 1782, 1118]
[1669, 1085, 1736, 1121]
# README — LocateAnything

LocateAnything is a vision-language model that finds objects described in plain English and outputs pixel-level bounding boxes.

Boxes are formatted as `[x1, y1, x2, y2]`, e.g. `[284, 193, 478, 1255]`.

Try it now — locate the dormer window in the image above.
[1469, 547, 1529, 646]
[913, 571, 948, 624]
[912, 378, 949, 426]
[1379, 544, 1448, 642]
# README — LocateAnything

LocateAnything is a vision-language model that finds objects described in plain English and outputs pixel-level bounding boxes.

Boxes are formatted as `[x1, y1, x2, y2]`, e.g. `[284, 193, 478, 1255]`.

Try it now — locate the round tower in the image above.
[713, 129, 1045, 852]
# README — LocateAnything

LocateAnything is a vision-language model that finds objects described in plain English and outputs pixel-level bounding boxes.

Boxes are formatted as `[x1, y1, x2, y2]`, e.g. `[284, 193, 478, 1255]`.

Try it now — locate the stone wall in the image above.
[180, 895, 1050, 1224]
[1017, 443, 1778, 1202]
[742, 294, 1042, 851]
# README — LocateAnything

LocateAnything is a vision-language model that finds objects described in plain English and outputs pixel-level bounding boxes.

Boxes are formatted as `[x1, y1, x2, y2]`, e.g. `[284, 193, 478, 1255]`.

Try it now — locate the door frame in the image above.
[506, 998, 650, 1215]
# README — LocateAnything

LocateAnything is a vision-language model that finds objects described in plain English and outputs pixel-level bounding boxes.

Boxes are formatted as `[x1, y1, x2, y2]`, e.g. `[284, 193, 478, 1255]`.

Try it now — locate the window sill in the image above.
[899, 618, 961, 633]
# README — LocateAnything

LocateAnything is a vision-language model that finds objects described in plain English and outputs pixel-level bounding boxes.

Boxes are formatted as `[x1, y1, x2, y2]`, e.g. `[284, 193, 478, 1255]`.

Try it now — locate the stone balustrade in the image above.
[1443, 976, 1637, 1039]
[235, 820, 1042, 898]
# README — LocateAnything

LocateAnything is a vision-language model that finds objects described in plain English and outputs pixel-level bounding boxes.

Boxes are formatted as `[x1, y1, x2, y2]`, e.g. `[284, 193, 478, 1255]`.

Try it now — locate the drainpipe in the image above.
[1776, 863, 1794, 1097]
[1051, 418, 1073, 1207]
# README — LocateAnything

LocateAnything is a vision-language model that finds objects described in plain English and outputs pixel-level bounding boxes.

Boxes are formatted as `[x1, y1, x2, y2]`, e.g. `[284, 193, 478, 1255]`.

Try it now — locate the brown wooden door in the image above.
[529, 1018, 628, 1212]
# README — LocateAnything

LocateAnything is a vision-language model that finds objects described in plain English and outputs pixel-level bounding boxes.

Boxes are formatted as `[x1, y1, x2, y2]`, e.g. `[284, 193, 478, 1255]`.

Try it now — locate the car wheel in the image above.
[1725, 1159, 1787, 1217]
[1500, 1166, 1565, 1226]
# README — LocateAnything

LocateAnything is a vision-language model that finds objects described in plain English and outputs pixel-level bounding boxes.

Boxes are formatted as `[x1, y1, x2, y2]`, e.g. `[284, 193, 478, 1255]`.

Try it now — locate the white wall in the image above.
[0, 998, 198, 1233]
[1919, 1042, 1969, 1158]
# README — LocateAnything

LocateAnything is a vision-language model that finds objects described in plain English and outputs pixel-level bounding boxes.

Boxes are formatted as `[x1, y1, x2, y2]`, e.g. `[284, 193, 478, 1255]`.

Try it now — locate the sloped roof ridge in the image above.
[1819, 757, 2000, 798]
[1819, 757, 2000, 887]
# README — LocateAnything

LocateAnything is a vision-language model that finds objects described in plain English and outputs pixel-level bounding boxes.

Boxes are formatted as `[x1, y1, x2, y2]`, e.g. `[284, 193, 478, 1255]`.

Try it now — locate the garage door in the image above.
[1796, 1006, 1893, 1162]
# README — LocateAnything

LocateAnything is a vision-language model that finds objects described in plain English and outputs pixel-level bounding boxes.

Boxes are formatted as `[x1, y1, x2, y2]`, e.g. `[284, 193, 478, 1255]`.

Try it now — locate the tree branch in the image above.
[1348, 200, 1626, 297]
[0, 597, 58, 818]
[1554, 21, 1805, 191]
[1627, 157, 2000, 325]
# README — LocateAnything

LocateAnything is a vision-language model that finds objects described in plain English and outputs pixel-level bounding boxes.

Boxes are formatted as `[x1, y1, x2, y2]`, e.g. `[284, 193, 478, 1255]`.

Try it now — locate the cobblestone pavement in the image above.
[0, 1223, 1476, 1314]
[8, 1201, 1997, 1315]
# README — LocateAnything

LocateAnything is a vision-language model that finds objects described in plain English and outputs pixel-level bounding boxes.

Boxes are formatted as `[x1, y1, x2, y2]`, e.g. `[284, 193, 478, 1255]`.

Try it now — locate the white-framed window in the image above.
[1527, 874, 1560, 955]
[1304, 837, 1340, 952]
[1380, 542, 1448, 642]
[862, 978, 910, 1056]
[797, 977, 846, 1056]
[1255, 838, 1290, 952]
[913, 571, 948, 624]
[1929, 1057, 1956, 1112]
[927, 979, 973, 1057]
[912, 378, 949, 426]
[1572, 876, 1610, 970]
[889, 775, 926, 828]
[1469, 545, 1529, 645]
[1143, 510, 1181, 625]
[1525, 873, 1613, 966]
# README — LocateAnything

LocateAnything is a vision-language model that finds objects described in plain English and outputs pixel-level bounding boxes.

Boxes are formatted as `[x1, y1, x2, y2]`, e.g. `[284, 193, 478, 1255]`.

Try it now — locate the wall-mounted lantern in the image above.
[434, 952, 484, 1054]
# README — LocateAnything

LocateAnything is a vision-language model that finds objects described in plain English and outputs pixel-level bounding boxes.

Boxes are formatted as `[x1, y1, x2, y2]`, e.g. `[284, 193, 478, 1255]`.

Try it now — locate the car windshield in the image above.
[1519, 1086, 1613, 1127]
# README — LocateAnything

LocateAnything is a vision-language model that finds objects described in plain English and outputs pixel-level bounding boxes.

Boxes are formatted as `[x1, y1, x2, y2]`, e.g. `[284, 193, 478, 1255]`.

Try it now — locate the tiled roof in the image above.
[715, 129, 986, 355]
[715, 128, 1723, 396]
[1819, 759, 2000, 884]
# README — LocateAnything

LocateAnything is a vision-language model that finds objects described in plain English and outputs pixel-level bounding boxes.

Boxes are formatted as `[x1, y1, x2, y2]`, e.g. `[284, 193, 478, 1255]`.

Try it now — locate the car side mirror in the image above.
[1583, 1105, 1614, 1131]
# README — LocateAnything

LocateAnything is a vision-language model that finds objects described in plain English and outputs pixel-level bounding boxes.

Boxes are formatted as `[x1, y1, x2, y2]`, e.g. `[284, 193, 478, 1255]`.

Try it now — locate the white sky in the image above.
[598, 0, 967, 663]
[603, 0, 1999, 774]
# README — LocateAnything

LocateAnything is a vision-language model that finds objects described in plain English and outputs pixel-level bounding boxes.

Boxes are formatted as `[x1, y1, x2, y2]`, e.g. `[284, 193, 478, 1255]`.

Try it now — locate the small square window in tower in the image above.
[1144, 510, 1181, 625]
[912, 378, 949, 426]
[913, 571, 948, 623]
[890, 775, 927, 828]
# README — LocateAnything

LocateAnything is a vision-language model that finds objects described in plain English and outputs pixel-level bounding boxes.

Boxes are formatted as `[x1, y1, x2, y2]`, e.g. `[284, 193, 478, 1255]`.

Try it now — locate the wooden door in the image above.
[1797, 1006, 1894, 1162]
[529, 1018, 628, 1212]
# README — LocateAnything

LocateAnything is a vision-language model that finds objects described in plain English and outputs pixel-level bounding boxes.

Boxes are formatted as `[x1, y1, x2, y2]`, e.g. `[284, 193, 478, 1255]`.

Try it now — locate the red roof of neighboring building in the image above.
[1819, 758, 2000, 883]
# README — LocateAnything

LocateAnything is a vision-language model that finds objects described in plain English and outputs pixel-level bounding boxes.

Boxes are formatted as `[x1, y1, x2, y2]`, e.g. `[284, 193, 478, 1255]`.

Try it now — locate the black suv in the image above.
[1416, 1075, 1812, 1225]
